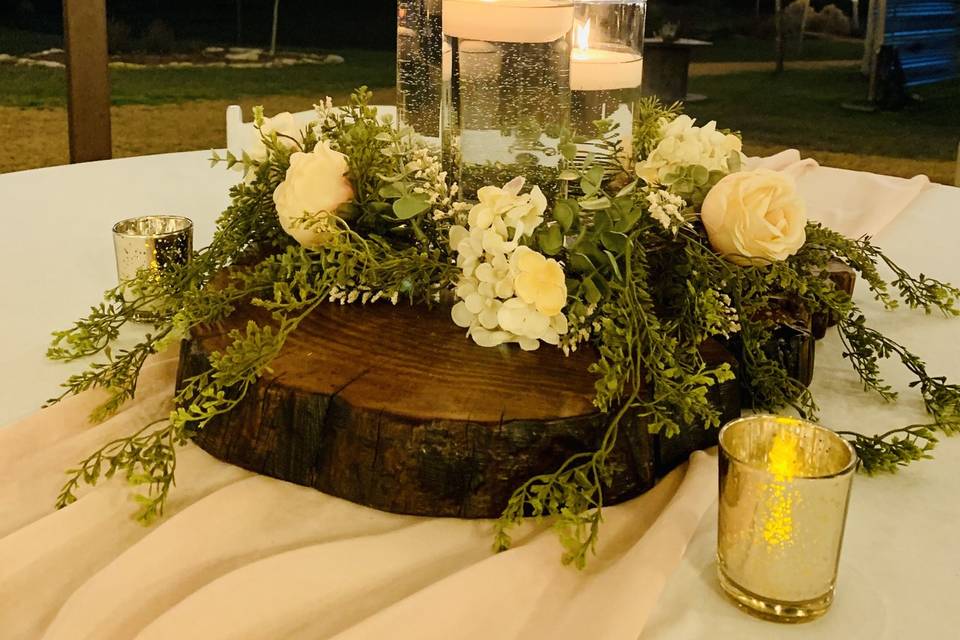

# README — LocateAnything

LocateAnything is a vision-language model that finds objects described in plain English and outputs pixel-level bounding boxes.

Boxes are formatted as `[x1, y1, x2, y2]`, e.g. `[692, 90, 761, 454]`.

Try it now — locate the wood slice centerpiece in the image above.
[177, 301, 742, 518]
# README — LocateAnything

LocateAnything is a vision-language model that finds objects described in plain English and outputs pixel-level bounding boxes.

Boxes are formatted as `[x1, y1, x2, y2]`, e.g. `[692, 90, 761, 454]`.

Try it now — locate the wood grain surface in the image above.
[180, 301, 742, 517]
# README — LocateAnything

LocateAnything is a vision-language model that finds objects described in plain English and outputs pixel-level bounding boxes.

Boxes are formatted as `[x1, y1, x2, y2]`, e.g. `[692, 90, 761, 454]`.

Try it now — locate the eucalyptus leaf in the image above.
[538, 224, 564, 256]
[603, 250, 624, 281]
[614, 207, 643, 233]
[581, 277, 602, 305]
[594, 210, 613, 233]
[553, 199, 577, 232]
[335, 202, 362, 222]
[582, 239, 608, 265]
[691, 165, 710, 186]
[579, 197, 611, 211]
[580, 177, 599, 198]
[727, 149, 743, 172]
[615, 181, 638, 197]
[585, 166, 605, 186]
[600, 231, 628, 254]
[568, 252, 595, 273]
[392, 195, 431, 220]
[379, 183, 405, 199]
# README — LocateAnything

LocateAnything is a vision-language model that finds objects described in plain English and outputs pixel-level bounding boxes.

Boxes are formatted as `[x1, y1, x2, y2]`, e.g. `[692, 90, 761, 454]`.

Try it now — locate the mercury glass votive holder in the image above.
[112, 215, 193, 321]
[717, 415, 857, 623]
[442, 0, 574, 200]
[570, 0, 646, 173]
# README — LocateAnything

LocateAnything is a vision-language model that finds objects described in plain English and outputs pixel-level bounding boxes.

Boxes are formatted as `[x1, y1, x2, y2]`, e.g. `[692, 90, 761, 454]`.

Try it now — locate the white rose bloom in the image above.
[637, 115, 744, 185]
[700, 169, 807, 265]
[272, 141, 354, 249]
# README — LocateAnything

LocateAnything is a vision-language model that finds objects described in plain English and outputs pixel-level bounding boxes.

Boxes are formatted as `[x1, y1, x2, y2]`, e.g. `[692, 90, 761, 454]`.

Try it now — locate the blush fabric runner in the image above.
[747, 149, 930, 239]
[0, 348, 717, 640]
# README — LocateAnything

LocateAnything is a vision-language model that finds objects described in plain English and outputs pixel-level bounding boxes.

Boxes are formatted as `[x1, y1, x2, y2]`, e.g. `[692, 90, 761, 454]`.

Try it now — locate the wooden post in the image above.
[955, 141, 960, 188]
[866, 0, 887, 102]
[798, 0, 811, 53]
[63, 0, 112, 163]
[270, 0, 281, 56]
[775, 0, 785, 74]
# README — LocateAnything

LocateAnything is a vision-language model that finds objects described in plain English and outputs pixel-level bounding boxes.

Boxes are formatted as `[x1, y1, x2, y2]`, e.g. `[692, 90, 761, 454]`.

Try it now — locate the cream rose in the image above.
[272, 141, 354, 249]
[700, 169, 807, 265]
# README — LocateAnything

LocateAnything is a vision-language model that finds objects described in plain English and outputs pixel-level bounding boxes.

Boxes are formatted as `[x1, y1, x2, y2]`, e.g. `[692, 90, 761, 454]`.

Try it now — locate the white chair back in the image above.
[224, 104, 400, 157]
[225, 105, 319, 157]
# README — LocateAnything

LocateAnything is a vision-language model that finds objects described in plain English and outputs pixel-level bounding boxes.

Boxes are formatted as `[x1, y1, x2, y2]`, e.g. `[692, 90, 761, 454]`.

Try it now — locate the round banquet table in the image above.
[1, 150, 959, 639]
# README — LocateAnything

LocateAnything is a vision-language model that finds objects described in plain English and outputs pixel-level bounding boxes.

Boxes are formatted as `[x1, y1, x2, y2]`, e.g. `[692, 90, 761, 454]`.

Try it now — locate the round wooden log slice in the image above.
[178, 301, 740, 518]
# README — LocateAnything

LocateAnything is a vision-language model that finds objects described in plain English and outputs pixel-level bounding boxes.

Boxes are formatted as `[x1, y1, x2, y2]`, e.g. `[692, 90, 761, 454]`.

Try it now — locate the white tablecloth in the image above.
[1, 152, 959, 638]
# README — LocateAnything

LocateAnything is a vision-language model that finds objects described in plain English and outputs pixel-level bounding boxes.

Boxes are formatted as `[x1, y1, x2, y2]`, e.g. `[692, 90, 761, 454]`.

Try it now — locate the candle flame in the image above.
[575, 19, 591, 52]
[762, 429, 800, 548]
[767, 429, 800, 481]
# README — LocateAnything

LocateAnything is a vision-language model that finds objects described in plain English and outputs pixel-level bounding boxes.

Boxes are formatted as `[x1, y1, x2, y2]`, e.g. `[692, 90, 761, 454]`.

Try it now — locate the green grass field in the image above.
[691, 35, 863, 63]
[0, 49, 396, 108]
[687, 68, 960, 161]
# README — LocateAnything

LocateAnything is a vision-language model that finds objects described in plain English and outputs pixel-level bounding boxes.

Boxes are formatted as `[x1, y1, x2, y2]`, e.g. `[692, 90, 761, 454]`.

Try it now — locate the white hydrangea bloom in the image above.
[636, 115, 745, 185]
[449, 178, 568, 351]
[645, 189, 688, 236]
[469, 176, 547, 238]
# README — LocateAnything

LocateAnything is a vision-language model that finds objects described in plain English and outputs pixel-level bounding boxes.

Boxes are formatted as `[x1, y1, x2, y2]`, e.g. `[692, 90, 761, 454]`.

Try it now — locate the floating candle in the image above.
[570, 20, 644, 91]
[442, 0, 574, 44]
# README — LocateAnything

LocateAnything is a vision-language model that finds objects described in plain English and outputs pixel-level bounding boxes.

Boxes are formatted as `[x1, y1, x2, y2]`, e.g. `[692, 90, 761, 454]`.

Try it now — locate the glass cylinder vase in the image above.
[442, 0, 575, 200]
[397, 0, 444, 144]
[718, 415, 857, 623]
[570, 0, 646, 174]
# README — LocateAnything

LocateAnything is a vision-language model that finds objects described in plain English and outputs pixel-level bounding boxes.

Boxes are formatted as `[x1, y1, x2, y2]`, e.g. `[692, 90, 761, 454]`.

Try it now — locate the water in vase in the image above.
[397, 0, 443, 144]
[442, 0, 574, 200]
[570, 1, 646, 175]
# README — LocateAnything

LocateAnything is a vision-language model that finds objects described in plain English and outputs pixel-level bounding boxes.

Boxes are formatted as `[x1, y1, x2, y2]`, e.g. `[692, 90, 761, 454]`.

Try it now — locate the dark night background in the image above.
[1, 1, 866, 50]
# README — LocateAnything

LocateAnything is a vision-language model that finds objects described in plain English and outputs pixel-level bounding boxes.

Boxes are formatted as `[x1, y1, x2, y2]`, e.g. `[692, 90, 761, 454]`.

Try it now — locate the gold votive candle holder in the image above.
[717, 415, 857, 623]
[112, 215, 193, 321]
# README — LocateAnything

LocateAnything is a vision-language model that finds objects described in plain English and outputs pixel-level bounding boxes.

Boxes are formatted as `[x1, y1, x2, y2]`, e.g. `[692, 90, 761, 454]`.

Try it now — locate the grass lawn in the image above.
[0, 49, 396, 108]
[687, 68, 960, 162]
[691, 35, 864, 63]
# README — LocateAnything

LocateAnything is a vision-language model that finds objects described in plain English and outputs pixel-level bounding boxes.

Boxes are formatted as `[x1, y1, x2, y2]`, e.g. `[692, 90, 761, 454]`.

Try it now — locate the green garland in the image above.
[46, 89, 960, 566]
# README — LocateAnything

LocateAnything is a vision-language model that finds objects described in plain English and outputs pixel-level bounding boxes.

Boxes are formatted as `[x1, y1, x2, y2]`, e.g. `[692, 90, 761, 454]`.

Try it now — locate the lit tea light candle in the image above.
[570, 19, 644, 91]
[717, 415, 858, 622]
[762, 428, 800, 548]
[442, 0, 574, 44]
